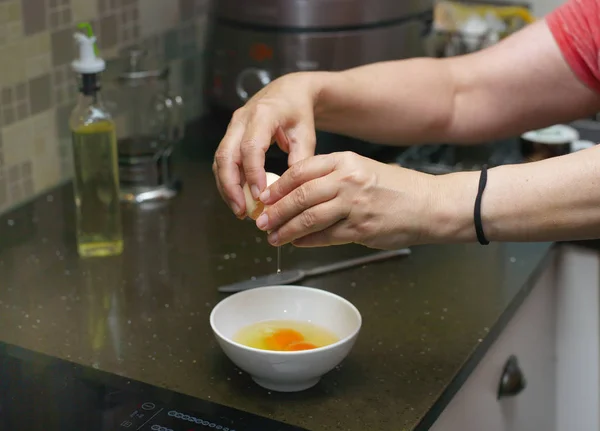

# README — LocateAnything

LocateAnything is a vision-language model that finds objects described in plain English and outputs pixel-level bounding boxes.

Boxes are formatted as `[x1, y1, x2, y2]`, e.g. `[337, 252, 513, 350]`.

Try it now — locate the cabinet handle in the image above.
[497, 355, 527, 399]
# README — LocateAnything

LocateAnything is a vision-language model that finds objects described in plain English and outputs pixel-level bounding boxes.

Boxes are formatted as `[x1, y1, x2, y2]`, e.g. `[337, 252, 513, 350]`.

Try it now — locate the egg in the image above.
[243, 172, 280, 219]
[233, 319, 338, 352]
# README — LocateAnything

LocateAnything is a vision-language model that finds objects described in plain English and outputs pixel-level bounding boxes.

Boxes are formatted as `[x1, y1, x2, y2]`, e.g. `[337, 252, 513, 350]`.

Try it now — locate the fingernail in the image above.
[256, 213, 268, 230]
[259, 188, 270, 202]
[268, 231, 278, 245]
[251, 185, 260, 199]
[230, 202, 241, 215]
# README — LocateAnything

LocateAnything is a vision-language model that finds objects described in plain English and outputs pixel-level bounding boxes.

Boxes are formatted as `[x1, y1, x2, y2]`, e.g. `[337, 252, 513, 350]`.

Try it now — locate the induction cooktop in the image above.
[0, 342, 308, 431]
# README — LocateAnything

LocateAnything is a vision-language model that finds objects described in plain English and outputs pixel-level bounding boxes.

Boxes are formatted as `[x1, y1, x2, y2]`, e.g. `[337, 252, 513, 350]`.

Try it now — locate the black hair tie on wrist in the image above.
[474, 164, 490, 245]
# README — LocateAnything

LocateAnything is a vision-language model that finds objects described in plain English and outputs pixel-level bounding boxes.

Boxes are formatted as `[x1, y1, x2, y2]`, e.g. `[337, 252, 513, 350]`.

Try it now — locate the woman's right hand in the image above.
[212, 72, 322, 218]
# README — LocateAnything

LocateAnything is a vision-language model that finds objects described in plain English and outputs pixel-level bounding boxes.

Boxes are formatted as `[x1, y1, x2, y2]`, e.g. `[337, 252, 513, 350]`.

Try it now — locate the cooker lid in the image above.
[216, 0, 434, 29]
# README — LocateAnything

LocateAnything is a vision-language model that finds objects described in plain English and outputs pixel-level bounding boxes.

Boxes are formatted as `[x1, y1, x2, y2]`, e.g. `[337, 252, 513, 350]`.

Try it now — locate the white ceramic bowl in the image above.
[210, 285, 362, 392]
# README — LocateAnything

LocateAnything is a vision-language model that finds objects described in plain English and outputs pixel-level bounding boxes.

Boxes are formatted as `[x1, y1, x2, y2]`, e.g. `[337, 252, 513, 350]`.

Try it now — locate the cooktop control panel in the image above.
[107, 397, 300, 431]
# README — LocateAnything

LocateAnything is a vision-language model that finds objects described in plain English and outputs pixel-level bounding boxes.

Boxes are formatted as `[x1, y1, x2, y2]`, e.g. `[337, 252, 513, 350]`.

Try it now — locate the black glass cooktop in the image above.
[0, 342, 307, 431]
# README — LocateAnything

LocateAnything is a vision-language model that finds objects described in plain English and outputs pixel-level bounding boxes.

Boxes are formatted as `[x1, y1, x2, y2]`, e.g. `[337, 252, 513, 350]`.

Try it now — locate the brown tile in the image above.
[53, 67, 64, 85]
[51, 28, 74, 66]
[99, 14, 118, 49]
[61, 8, 71, 25]
[15, 83, 26, 101]
[109, 0, 117, 10]
[22, 0, 47, 35]
[49, 0, 58, 7]
[50, 11, 60, 29]
[55, 104, 71, 139]
[2, 107, 15, 125]
[21, 160, 32, 178]
[9, 183, 22, 202]
[8, 164, 20, 183]
[1, 87, 12, 105]
[28, 74, 51, 115]
[23, 179, 34, 196]
[0, 177, 6, 207]
[54, 88, 63, 105]
[98, 0, 107, 14]
[0, 152, 4, 169]
[16, 103, 28, 120]
[61, 0, 69, 5]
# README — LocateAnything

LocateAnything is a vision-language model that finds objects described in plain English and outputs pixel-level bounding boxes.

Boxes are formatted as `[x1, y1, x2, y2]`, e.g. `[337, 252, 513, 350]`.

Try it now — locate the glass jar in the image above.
[116, 49, 184, 203]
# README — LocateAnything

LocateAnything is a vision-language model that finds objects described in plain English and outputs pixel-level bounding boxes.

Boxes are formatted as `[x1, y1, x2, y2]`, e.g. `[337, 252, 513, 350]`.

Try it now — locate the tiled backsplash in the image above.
[0, 0, 211, 214]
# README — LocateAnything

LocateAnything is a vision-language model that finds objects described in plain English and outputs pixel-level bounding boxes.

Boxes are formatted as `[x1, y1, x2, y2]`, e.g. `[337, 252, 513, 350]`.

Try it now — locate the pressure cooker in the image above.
[207, 0, 434, 112]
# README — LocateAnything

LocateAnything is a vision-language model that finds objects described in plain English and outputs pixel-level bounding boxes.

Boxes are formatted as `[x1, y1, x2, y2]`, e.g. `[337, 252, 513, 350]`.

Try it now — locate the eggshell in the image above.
[243, 172, 280, 219]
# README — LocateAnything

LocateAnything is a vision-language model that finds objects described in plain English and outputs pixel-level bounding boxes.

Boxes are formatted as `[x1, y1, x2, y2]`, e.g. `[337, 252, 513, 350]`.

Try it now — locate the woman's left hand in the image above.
[254, 151, 440, 249]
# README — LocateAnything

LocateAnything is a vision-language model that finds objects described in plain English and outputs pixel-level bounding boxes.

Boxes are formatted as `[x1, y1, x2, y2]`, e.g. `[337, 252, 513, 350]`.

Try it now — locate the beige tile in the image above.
[7, 21, 22, 42]
[26, 53, 52, 80]
[32, 141, 60, 193]
[72, 0, 97, 23]
[7, 1, 20, 21]
[0, 4, 8, 24]
[0, 42, 26, 86]
[24, 32, 50, 55]
[2, 119, 33, 166]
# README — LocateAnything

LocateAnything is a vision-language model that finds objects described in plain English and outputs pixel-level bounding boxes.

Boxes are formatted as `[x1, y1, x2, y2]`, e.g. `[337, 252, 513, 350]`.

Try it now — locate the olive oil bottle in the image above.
[70, 25, 123, 257]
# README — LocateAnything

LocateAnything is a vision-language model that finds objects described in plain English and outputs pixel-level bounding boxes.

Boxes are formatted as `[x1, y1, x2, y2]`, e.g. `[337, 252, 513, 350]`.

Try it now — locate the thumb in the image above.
[286, 121, 317, 167]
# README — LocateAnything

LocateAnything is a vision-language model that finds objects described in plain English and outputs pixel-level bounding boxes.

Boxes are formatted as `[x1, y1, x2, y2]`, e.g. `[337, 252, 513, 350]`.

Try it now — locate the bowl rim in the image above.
[209, 285, 362, 356]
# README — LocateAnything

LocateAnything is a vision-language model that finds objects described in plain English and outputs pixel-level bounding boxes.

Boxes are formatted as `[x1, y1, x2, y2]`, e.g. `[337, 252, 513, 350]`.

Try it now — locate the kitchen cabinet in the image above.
[430, 244, 600, 431]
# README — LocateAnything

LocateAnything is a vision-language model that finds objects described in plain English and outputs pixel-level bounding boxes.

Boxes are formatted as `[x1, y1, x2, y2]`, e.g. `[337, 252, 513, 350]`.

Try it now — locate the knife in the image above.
[217, 248, 411, 293]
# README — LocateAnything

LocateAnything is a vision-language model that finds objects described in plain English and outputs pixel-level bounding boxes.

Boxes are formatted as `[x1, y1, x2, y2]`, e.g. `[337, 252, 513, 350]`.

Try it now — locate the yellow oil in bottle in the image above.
[71, 120, 123, 257]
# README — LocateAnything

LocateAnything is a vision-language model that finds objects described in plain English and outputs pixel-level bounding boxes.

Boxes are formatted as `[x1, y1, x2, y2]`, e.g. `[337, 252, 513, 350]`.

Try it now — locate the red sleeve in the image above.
[546, 0, 600, 94]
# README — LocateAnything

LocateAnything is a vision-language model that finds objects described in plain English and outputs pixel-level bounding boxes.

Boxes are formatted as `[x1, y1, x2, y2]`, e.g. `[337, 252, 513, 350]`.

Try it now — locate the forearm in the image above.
[433, 146, 600, 244]
[311, 58, 456, 145]
[309, 19, 600, 147]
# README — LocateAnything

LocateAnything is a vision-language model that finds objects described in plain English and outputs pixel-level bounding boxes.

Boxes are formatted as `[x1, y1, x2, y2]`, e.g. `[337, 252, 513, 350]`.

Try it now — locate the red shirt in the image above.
[547, 0, 600, 94]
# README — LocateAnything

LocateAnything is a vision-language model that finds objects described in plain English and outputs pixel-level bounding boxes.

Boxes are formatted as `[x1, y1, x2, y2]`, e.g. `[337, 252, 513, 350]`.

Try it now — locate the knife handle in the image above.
[304, 248, 411, 278]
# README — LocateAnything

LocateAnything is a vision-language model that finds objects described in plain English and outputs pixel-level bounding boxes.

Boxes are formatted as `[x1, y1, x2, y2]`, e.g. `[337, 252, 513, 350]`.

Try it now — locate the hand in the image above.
[254, 151, 439, 249]
[212, 72, 321, 218]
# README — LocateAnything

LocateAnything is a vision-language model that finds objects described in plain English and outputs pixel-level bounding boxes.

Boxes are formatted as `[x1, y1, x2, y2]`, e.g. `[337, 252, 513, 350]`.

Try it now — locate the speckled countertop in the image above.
[0, 118, 554, 430]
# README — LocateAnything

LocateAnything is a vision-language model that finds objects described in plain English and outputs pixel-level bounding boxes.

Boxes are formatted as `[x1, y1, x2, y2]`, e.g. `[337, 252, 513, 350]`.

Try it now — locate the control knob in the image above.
[235, 68, 272, 102]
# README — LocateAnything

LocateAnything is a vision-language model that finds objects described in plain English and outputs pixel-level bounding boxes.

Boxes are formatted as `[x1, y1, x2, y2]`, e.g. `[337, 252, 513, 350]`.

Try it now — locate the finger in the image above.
[256, 175, 338, 232]
[215, 119, 247, 216]
[291, 221, 354, 247]
[240, 107, 278, 199]
[260, 154, 337, 204]
[266, 200, 346, 246]
[213, 164, 246, 220]
[286, 120, 317, 166]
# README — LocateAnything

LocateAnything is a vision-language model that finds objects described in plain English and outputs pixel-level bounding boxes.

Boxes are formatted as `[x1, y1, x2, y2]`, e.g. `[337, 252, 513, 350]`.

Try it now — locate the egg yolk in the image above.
[284, 342, 317, 351]
[264, 329, 317, 351]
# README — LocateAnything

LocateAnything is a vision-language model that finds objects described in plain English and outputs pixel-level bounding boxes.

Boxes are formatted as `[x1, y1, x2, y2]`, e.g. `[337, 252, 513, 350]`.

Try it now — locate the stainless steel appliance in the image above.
[208, 0, 434, 111]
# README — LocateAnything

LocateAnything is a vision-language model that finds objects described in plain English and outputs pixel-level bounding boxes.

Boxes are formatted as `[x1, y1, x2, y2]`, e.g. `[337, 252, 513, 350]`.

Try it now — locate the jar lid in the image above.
[521, 124, 579, 145]
[117, 48, 168, 83]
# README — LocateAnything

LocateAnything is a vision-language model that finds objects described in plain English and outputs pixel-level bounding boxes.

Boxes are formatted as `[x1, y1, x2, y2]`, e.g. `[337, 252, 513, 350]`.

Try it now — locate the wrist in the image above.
[427, 171, 481, 243]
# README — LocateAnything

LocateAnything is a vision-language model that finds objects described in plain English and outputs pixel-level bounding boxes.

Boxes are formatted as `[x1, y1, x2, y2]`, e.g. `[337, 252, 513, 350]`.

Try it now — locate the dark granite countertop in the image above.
[0, 118, 554, 430]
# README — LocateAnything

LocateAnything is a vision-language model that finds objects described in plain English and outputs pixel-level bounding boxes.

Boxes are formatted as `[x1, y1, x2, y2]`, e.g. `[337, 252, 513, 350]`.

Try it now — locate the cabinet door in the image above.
[429, 253, 557, 431]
